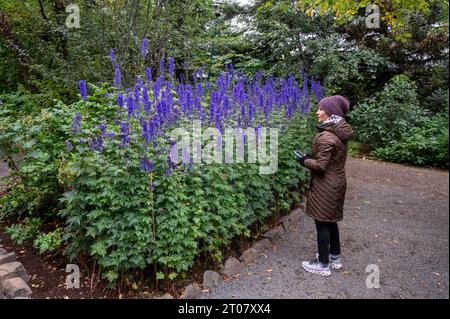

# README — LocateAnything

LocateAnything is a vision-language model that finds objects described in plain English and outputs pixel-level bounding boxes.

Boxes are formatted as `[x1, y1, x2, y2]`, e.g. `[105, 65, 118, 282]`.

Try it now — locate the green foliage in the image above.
[349, 75, 449, 167]
[349, 75, 426, 148]
[4, 216, 63, 253]
[347, 140, 361, 157]
[423, 89, 449, 113]
[33, 228, 63, 254]
[373, 109, 449, 168]
[4, 217, 42, 245]
[0, 88, 79, 218]
[297, 0, 448, 41]
[306, 35, 388, 97]
[0, 0, 215, 94]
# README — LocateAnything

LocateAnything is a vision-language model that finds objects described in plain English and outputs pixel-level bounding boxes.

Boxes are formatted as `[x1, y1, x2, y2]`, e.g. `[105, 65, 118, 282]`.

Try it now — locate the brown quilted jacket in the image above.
[304, 119, 353, 222]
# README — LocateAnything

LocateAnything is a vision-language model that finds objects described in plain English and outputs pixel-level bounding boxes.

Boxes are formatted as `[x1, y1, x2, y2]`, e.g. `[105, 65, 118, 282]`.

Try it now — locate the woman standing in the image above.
[297, 95, 353, 276]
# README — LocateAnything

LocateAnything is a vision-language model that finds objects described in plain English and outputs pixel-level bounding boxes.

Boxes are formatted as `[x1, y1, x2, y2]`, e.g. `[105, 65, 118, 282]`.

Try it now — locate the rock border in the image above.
[177, 204, 305, 299]
[0, 246, 33, 299]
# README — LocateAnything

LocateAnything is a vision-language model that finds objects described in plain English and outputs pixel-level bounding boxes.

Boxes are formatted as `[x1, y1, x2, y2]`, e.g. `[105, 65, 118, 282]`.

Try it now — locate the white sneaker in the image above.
[301, 259, 331, 276]
[315, 253, 342, 270]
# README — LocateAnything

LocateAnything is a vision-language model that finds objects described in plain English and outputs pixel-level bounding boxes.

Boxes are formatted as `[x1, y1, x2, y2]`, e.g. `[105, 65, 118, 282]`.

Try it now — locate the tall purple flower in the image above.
[65, 140, 73, 151]
[88, 134, 104, 152]
[70, 112, 82, 134]
[109, 48, 115, 62]
[119, 121, 131, 145]
[146, 67, 152, 84]
[168, 57, 175, 77]
[159, 57, 165, 76]
[182, 144, 191, 165]
[114, 64, 121, 88]
[140, 155, 154, 173]
[140, 118, 151, 144]
[79, 80, 87, 103]
[117, 92, 124, 108]
[126, 93, 136, 118]
[255, 125, 262, 144]
[141, 38, 148, 58]
[99, 122, 107, 137]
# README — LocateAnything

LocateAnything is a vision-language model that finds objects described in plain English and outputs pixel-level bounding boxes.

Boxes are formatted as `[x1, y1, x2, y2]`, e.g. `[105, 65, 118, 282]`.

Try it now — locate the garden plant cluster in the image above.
[1, 39, 323, 287]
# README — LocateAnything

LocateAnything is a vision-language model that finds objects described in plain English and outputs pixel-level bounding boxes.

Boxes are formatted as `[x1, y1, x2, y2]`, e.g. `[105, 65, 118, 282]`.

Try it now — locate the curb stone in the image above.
[182, 283, 202, 299]
[155, 293, 174, 299]
[202, 270, 222, 292]
[0, 248, 33, 299]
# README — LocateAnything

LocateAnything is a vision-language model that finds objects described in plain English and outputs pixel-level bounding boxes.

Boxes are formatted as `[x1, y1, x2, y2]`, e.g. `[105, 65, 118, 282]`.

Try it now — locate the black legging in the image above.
[315, 220, 341, 265]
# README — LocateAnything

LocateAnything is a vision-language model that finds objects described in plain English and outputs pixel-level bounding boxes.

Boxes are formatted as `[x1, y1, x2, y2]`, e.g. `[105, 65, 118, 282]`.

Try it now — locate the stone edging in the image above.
[160, 205, 305, 299]
[0, 247, 33, 299]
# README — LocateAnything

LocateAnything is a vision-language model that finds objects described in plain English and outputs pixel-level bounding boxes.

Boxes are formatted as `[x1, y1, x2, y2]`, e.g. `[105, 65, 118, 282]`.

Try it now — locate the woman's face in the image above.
[316, 106, 329, 122]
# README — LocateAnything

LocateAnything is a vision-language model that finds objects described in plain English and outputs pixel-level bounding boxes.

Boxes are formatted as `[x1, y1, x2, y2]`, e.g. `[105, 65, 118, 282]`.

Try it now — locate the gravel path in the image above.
[202, 157, 449, 299]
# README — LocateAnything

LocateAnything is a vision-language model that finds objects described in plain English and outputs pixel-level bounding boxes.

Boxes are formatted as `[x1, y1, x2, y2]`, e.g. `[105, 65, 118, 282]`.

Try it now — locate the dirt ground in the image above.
[202, 157, 449, 299]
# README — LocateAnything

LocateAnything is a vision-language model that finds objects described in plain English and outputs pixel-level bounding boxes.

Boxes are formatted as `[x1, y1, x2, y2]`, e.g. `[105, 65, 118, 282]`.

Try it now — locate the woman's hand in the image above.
[294, 150, 311, 166]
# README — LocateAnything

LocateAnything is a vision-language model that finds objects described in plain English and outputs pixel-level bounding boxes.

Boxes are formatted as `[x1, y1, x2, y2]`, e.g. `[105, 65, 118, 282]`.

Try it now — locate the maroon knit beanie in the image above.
[318, 95, 350, 117]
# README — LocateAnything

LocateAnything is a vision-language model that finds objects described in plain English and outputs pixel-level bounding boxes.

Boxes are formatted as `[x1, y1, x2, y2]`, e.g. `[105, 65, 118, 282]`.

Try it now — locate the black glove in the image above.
[299, 154, 310, 166]
[294, 150, 310, 166]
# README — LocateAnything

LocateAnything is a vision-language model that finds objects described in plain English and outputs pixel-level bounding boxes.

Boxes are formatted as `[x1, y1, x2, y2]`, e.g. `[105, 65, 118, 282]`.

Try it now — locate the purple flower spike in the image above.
[140, 155, 154, 173]
[65, 140, 73, 151]
[109, 48, 115, 62]
[159, 57, 165, 76]
[79, 80, 87, 103]
[168, 57, 175, 77]
[141, 38, 148, 58]
[114, 64, 121, 88]
[70, 112, 82, 134]
[146, 67, 153, 84]
[117, 92, 124, 108]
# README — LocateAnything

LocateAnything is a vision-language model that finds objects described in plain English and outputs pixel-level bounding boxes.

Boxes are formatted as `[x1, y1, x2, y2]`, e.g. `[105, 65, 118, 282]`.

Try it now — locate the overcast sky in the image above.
[229, 0, 254, 5]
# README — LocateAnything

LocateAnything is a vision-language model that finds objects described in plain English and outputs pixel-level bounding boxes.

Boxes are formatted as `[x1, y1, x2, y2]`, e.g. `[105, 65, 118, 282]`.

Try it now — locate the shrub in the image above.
[348, 75, 427, 148]
[4, 217, 42, 245]
[0, 88, 75, 218]
[33, 228, 63, 255]
[373, 110, 449, 168]
[349, 75, 449, 168]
